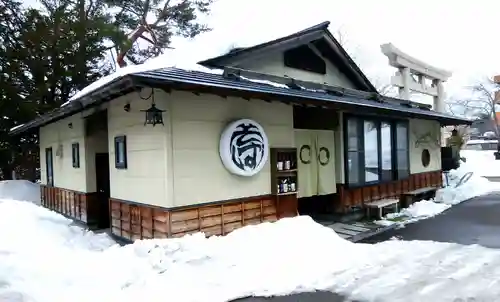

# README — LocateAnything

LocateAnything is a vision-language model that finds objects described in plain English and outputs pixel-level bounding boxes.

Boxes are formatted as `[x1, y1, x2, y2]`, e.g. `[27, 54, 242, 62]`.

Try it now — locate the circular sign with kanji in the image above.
[219, 119, 269, 177]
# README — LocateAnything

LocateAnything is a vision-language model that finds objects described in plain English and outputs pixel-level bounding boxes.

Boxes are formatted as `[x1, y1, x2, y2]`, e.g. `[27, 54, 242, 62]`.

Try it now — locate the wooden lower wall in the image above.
[109, 195, 292, 241]
[40, 185, 100, 226]
[336, 170, 442, 212]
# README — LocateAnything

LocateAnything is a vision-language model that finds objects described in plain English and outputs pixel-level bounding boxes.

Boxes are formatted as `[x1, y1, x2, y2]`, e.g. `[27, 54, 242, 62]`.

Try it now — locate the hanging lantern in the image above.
[141, 103, 165, 126]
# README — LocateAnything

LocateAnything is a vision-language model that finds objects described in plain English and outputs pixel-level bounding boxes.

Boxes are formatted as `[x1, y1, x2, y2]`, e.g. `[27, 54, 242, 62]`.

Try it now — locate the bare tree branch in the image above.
[448, 76, 500, 136]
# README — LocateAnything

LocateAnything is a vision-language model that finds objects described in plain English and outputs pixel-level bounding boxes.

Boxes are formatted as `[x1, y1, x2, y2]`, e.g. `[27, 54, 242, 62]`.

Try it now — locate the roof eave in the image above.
[132, 72, 473, 126]
[9, 75, 138, 136]
[322, 30, 378, 93]
[197, 30, 327, 69]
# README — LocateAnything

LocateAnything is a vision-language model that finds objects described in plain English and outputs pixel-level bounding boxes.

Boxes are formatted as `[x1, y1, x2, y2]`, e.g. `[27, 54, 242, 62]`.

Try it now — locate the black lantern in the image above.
[141, 103, 165, 126]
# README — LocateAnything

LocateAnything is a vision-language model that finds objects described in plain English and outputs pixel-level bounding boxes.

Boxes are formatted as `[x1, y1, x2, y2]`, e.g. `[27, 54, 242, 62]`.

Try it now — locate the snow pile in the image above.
[377, 162, 500, 226]
[0, 180, 40, 204]
[460, 149, 500, 177]
[399, 199, 451, 219]
[4, 196, 500, 301]
[0, 197, 366, 302]
[436, 161, 500, 205]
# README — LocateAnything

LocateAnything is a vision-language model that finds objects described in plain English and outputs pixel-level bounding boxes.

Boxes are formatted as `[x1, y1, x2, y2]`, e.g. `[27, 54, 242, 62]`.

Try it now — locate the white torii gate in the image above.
[380, 43, 451, 113]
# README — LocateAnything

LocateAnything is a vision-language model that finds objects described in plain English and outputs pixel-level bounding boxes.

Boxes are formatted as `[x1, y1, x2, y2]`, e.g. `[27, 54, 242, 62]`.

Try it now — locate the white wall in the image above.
[107, 90, 170, 208]
[409, 119, 442, 174]
[234, 48, 356, 89]
[39, 114, 88, 192]
[169, 91, 294, 207]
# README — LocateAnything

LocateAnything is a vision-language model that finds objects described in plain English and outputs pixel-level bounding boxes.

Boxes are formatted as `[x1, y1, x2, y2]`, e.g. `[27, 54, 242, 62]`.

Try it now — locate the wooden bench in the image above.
[401, 187, 438, 207]
[364, 198, 399, 219]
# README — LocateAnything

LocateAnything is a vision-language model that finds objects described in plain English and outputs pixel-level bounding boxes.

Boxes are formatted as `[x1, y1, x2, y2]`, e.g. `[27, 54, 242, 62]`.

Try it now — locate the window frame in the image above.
[72, 142, 80, 168]
[114, 135, 128, 169]
[343, 114, 410, 188]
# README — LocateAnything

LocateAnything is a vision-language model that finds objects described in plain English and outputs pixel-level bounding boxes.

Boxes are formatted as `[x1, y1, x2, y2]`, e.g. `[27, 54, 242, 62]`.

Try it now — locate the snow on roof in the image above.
[9, 124, 25, 132]
[61, 56, 221, 108]
[61, 62, 164, 107]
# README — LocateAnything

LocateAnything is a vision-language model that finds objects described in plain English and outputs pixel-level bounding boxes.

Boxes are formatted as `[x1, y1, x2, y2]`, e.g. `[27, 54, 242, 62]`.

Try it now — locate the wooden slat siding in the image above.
[39, 185, 101, 226]
[336, 170, 443, 213]
[109, 195, 280, 241]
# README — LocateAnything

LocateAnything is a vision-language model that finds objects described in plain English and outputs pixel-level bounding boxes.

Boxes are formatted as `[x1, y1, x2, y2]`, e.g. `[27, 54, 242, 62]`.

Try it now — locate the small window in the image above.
[421, 149, 431, 167]
[114, 135, 127, 169]
[283, 45, 326, 75]
[72, 143, 80, 168]
[46, 147, 54, 186]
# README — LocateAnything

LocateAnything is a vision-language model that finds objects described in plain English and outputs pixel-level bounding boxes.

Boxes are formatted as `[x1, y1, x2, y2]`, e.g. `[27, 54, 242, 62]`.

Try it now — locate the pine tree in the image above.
[0, 0, 127, 180]
[104, 0, 214, 66]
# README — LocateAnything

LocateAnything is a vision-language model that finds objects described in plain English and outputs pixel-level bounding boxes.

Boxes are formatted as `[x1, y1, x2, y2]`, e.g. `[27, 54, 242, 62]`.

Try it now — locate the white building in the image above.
[11, 21, 471, 241]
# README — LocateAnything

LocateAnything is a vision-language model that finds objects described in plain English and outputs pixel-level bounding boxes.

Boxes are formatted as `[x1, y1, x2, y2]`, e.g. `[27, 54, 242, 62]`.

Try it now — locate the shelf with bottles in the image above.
[270, 148, 298, 196]
[275, 176, 298, 195]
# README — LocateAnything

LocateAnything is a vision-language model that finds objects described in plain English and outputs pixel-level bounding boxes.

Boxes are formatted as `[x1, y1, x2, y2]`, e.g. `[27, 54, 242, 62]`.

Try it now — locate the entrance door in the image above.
[295, 129, 336, 197]
[95, 153, 110, 228]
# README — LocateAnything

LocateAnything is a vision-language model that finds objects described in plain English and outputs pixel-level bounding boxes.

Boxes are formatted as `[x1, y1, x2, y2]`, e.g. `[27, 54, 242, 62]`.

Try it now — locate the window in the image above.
[46, 147, 54, 186]
[72, 143, 80, 168]
[114, 135, 127, 169]
[380, 122, 393, 181]
[421, 149, 431, 167]
[346, 118, 361, 184]
[364, 120, 379, 182]
[283, 45, 326, 75]
[344, 117, 409, 186]
[396, 122, 409, 179]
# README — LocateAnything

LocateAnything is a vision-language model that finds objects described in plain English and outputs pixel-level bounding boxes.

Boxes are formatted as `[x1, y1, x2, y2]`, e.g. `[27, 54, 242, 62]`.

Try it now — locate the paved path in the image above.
[362, 192, 500, 248]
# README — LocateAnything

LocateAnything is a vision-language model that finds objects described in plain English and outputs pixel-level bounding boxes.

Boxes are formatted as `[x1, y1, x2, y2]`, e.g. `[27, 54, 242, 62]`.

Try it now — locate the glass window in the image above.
[364, 120, 379, 182]
[396, 123, 409, 179]
[114, 136, 127, 169]
[380, 122, 393, 181]
[347, 118, 361, 184]
[72, 143, 80, 168]
[46, 148, 54, 186]
[345, 117, 410, 186]
[348, 151, 359, 184]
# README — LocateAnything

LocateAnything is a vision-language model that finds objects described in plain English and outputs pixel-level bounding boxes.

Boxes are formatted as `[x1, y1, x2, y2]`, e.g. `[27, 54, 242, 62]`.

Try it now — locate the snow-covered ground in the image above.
[2, 165, 500, 301]
[376, 160, 500, 226]
[461, 149, 500, 177]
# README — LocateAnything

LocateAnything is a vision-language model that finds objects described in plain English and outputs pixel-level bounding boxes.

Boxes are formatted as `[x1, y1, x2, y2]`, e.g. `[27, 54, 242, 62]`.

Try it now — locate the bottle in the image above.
[290, 178, 296, 192]
[282, 178, 288, 193]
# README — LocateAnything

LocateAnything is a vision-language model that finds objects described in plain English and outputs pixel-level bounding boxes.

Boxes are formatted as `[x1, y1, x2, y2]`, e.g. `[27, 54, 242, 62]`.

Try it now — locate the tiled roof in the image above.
[10, 67, 471, 135]
[134, 68, 471, 125]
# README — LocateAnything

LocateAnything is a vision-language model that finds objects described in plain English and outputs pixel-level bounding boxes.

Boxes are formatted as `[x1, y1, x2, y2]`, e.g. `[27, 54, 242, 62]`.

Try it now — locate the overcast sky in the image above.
[158, 0, 500, 104]
[25, 0, 500, 105]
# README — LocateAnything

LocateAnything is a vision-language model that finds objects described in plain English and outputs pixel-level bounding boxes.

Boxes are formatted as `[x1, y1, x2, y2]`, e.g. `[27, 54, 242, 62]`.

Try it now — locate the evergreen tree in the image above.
[0, 0, 126, 180]
[104, 0, 214, 66]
